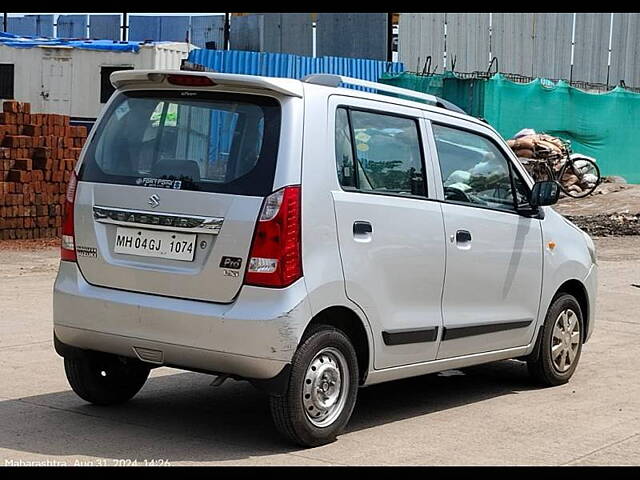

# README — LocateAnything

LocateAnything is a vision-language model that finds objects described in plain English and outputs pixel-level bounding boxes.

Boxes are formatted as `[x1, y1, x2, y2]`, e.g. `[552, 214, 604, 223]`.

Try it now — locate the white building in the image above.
[0, 39, 192, 119]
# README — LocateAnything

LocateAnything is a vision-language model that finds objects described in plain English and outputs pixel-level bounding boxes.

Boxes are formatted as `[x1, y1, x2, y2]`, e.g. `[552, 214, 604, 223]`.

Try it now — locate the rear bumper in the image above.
[53, 261, 312, 380]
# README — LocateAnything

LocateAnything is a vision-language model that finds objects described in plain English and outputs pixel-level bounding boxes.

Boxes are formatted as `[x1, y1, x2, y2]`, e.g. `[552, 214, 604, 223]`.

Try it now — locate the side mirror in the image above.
[530, 181, 560, 207]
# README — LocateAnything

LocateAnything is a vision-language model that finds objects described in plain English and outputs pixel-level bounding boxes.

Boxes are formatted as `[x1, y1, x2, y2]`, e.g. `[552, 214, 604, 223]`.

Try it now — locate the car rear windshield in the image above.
[79, 90, 281, 196]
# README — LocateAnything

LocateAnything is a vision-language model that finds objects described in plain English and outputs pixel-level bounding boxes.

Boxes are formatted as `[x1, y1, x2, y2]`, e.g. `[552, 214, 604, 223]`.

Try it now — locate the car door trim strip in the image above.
[442, 319, 533, 341]
[382, 327, 439, 346]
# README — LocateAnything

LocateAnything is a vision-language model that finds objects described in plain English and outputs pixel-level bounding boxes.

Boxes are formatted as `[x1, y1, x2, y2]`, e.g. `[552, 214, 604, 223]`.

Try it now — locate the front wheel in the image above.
[269, 326, 359, 447]
[527, 294, 584, 386]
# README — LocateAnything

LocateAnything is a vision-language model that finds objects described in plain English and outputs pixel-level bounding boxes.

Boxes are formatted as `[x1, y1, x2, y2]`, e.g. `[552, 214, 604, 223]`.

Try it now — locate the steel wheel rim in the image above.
[302, 347, 349, 428]
[551, 309, 581, 373]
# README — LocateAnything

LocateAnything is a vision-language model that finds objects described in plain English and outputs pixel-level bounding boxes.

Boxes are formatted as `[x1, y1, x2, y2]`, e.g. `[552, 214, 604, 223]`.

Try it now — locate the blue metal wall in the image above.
[6, 16, 37, 36]
[188, 49, 404, 82]
[57, 15, 88, 38]
[7, 15, 54, 37]
[128, 16, 160, 41]
[89, 15, 121, 41]
[129, 15, 189, 42]
[190, 16, 225, 49]
[159, 16, 189, 42]
[33, 15, 54, 37]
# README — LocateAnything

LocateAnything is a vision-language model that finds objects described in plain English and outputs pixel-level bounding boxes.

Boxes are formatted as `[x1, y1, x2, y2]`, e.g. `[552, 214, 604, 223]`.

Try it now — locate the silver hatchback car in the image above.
[53, 70, 597, 447]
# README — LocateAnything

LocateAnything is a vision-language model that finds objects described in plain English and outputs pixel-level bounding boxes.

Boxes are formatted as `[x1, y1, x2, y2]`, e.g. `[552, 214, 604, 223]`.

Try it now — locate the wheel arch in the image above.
[301, 305, 372, 385]
[555, 279, 590, 343]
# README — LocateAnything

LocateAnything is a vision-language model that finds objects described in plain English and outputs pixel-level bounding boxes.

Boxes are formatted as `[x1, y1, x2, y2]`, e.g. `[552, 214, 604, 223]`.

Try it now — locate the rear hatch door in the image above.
[74, 88, 282, 303]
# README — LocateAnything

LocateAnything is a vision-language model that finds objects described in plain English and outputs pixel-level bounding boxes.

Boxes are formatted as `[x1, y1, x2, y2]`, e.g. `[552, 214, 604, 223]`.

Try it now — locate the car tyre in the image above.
[64, 351, 150, 406]
[269, 326, 359, 447]
[527, 293, 584, 386]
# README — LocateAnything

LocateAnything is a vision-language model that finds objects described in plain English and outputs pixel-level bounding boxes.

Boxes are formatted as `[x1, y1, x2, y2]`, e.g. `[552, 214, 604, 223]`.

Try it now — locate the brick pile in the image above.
[0, 100, 88, 240]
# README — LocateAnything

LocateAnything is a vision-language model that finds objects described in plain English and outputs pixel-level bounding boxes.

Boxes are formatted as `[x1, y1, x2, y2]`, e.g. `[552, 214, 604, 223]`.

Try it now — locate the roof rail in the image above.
[301, 74, 466, 115]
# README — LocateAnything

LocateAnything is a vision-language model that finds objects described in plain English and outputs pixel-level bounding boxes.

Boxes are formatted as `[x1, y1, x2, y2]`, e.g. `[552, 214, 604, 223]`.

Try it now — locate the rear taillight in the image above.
[244, 185, 302, 288]
[61, 170, 77, 262]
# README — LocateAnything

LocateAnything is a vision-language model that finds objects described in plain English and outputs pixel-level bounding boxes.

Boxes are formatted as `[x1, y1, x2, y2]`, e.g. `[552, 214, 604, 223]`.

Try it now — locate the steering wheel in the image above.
[444, 186, 472, 203]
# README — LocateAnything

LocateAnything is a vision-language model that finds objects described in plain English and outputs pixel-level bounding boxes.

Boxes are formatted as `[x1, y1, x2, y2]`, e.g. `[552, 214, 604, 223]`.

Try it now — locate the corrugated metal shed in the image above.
[609, 13, 640, 86]
[316, 13, 388, 61]
[491, 13, 534, 77]
[531, 13, 573, 81]
[398, 13, 445, 74]
[445, 13, 489, 73]
[572, 13, 611, 84]
[188, 49, 403, 82]
[399, 12, 640, 87]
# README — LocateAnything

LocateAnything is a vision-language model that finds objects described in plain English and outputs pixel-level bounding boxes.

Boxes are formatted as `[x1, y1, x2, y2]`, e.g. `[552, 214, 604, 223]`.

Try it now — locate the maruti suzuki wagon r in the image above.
[53, 70, 597, 447]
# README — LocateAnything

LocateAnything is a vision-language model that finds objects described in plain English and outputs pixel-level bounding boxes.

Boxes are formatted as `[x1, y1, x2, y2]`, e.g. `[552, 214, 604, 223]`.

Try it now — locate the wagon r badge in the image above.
[148, 194, 160, 208]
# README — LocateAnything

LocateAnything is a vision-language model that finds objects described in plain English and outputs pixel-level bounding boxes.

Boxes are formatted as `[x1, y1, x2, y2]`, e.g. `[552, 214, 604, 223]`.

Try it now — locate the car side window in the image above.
[334, 107, 426, 197]
[335, 107, 356, 188]
[432, 124, 523, 212]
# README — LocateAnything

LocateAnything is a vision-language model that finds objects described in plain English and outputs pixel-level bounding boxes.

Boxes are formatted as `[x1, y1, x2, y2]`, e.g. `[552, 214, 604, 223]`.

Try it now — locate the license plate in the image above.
[114, 227, 196, 262]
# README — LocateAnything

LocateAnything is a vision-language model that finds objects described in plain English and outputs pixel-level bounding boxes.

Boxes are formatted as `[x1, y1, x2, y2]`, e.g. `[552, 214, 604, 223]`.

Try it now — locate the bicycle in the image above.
[518, 137, 601, 199]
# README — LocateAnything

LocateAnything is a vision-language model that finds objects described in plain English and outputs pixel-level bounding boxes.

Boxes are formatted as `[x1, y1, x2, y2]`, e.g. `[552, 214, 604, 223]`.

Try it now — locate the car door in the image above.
[427, 119, 543, 359]
[330, 96, 446, 369]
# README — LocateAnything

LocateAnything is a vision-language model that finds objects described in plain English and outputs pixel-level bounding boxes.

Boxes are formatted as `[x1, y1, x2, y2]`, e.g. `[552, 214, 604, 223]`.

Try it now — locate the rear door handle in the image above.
[353, 221, 372, 235]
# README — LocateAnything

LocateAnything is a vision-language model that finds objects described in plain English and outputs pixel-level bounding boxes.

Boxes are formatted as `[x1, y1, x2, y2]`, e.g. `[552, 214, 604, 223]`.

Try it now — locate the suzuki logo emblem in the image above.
[148, 194, 160, 208]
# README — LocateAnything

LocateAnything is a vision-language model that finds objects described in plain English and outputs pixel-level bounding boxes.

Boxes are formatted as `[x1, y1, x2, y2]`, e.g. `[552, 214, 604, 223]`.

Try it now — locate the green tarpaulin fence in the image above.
[380, 72, 640, 184]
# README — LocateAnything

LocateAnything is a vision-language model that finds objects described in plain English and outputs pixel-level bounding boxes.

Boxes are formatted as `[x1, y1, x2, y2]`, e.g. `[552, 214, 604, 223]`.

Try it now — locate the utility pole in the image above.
[224, 13, 230, 50]
[386, 12, 393, 62]
[122, 12, 128, 42]
[3, 12, 7, 32]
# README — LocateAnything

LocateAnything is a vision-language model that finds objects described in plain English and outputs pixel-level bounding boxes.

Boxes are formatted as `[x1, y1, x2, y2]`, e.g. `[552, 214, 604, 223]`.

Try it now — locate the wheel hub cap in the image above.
[302, 347, 349, 428]
[551, 309, 580, 373]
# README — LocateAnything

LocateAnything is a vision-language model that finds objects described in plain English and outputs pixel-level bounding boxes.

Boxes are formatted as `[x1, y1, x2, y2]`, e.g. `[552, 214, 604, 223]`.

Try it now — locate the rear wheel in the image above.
[527, 294, 583, 386]
[64, 351, 150, 406]
[269, 326, 359, 447]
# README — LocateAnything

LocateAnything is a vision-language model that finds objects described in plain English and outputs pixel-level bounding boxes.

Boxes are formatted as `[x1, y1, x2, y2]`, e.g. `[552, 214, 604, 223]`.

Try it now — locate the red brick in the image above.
[2, 100, 19, 113]
[13, 159, 32, 171]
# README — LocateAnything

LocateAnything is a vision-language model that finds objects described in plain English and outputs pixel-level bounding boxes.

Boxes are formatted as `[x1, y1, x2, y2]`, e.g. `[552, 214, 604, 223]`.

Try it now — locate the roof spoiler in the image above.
[110, 70, 304, 98]
[301, 74, 466, 114]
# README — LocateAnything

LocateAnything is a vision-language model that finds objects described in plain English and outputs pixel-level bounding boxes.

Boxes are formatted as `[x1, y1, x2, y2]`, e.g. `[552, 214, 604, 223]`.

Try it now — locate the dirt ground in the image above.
[554, 182, 640, 236]
[0, 236, 639, 465]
